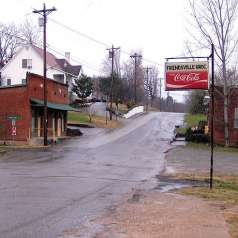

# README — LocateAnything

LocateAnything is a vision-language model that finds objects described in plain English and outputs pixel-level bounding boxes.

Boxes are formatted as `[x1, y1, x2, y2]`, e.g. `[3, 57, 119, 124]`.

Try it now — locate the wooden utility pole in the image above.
[33, 4, 56, 146]
[130, 53, 142, 104]
[107, 45, 120, 120]
[159, 78, 162, 111]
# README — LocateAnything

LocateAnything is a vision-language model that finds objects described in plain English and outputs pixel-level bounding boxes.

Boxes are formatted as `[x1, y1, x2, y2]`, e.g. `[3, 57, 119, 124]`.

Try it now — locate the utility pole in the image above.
[144, 66, 152, 111]
[159, 78, 162, 111]
[107, 45, 120, 120]
[130, 53, 142, 104]
[210, 43, 215, 189]
[33, 4, 56, 146]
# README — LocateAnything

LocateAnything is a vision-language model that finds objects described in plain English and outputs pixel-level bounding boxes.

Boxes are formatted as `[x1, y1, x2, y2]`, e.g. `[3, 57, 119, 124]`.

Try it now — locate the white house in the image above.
[0, 44, 81, 87]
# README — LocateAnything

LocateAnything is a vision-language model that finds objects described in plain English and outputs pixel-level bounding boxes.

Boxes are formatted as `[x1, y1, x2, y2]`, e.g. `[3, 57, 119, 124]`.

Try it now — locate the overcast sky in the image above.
[1, 0, 193, 102]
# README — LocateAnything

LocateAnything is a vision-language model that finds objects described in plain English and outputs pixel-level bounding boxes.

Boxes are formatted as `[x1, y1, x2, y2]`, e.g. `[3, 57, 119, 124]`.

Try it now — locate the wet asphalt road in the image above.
[0, 112, 184, 238]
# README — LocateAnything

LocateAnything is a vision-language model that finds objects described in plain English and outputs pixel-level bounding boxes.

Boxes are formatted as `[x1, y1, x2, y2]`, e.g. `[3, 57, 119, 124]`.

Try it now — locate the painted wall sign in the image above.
[165, 61, 209, 90]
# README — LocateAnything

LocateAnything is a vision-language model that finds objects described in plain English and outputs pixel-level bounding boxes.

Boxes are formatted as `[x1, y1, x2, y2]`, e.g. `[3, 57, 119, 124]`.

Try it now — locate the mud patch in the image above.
[127, 190, 145, 203]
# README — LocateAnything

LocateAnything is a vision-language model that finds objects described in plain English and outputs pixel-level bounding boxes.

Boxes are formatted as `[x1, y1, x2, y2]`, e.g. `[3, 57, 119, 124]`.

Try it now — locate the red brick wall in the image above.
[213, 87, 238, 146]
[27, 73, 69, 104]
[0, 86, 31, 141]
[0, 73, 70, 142]
[228, 88, 238, 146]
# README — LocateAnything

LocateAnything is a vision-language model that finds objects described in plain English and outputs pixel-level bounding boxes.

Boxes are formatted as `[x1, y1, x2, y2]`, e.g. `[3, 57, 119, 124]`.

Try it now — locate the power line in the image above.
[49, 18, 110, 48]
[172, 45, 209, 59]
[47, 45, 105, 74]
[48, 17, 164, 66]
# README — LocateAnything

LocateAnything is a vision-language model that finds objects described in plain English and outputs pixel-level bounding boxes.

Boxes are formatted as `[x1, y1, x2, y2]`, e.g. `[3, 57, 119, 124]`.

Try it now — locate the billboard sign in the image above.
[165, 61, 209, 90]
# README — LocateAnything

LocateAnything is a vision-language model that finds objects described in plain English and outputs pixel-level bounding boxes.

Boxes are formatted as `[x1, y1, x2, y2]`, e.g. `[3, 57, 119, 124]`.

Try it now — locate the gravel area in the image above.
[164, 145, 238, 175]
[68, 191, 230, 238]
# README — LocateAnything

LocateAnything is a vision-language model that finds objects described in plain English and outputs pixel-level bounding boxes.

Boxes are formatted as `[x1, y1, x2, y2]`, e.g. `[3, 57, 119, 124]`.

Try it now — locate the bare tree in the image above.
[189, 0, 238, 146]
[19, 18, 42, 45]
[0, 23, 19, 67]
[0, 19, 41, 69]
[101, 49, 121, 77]
[122, 51, 144, 104]
[144, 66, 158, 107]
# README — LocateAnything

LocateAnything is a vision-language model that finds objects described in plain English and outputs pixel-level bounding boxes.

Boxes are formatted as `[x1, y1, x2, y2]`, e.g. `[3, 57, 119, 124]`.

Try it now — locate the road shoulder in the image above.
[64, 189, 230, 238]
[62, 143, 237, 238]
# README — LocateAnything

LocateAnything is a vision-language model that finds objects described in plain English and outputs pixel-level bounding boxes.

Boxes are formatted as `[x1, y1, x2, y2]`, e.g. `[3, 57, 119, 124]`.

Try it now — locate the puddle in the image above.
[156, 181, 189, 192]
[154, 175, 207, 192]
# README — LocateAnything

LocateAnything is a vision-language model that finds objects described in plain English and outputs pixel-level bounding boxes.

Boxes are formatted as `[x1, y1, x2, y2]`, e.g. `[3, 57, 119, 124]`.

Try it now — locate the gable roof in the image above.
[56, 59, 81, 76]
[32, 45, 81, 76]
[32, 45, 61, 70]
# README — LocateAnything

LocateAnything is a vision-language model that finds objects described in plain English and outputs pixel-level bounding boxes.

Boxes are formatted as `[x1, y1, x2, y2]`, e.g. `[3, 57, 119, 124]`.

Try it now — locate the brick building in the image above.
[213, 86, 238, 146]
[0, 73, 75, 144]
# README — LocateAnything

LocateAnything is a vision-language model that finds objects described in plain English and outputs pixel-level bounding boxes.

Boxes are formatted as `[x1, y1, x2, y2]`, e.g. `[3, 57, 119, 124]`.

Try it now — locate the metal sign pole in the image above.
[166, 51, 215, 190]
[210, 43, 215, 189]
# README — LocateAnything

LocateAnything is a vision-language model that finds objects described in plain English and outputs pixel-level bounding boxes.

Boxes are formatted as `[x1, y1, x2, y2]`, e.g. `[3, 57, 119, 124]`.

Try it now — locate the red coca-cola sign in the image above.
[165, 61, 209, 90]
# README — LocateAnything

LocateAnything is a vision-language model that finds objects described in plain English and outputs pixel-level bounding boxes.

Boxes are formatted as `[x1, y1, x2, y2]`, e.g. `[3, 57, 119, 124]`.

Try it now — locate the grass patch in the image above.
[186, 142, 238, 153]
[175, 113, 207, 136]
[176, 127, 187, 134]
[68, 111, 120, 129]
[68, 111, 90, 124]
[175, 174, 238, 238]
[180, 178, 238, 204]
[91, 115, 120, 129]
[185, 113, 207, 128]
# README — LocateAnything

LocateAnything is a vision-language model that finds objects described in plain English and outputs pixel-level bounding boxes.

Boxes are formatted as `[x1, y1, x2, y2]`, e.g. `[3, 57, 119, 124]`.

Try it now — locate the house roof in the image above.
[56, 59, 81, 76]
[32, 45, 81, 76]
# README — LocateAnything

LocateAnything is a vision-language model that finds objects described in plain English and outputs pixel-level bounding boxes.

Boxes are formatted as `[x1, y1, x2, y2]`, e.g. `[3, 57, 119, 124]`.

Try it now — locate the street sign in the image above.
[12, 126, 16, 136]
[165, 61, 209, 90]
[11, 119, 16, 126]
[7, 115, 21, 120]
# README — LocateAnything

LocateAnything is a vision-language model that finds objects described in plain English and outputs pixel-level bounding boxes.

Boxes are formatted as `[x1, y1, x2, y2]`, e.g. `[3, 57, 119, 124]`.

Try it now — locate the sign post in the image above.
[165, 44, 214, 189]
[210, 44, 215, 189]
[7, 115, 21, 141]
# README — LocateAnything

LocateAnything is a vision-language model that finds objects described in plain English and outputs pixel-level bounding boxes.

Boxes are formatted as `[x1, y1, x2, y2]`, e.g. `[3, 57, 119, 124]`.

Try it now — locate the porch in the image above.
[30, 98, 75, 139]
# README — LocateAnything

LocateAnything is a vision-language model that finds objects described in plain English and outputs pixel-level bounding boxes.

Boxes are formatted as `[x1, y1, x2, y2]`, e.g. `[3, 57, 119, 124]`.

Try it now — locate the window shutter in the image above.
[22, 59, 27, 68]
[7, 79, 11, 86]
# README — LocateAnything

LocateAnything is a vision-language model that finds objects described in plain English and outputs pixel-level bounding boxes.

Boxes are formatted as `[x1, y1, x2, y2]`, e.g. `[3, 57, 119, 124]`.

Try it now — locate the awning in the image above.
[30, 98, 79, 111]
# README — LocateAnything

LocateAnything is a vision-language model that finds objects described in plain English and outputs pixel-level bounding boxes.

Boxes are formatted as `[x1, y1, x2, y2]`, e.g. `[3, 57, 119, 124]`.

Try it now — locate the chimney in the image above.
[65, 52, 70, 63]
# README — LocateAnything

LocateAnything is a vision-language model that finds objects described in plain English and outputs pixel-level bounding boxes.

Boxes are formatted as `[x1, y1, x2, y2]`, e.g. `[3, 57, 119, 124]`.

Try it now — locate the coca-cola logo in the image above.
[174, 73, 200, 81]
